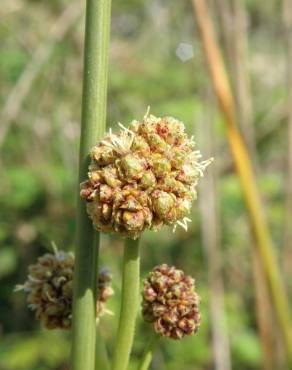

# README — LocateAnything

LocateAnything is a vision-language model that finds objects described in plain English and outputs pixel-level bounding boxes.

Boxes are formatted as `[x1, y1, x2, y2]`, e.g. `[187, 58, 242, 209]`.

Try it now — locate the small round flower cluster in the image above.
[17, 251, 74, 329]
[142, 264, 200, 340]
[17, 251, 113, 329]
[80, 110, 212, 239]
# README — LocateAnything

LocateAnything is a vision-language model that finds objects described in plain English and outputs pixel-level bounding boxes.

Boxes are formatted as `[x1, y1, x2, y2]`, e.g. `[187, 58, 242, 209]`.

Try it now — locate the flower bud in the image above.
[91, 145, 115, 165]
[140, 170, 157, 191]
[119, 153, 146, 181]
[151, 190, 175, 221]
[152, 155, 171, 178]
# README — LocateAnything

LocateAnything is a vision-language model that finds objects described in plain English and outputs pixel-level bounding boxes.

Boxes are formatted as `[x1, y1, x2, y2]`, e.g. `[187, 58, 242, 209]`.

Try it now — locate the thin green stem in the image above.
[112, 238, 141, 370]
[71, 1, 111, 370]
[137, 334, 160, 370]
[95, 325, 110, 370]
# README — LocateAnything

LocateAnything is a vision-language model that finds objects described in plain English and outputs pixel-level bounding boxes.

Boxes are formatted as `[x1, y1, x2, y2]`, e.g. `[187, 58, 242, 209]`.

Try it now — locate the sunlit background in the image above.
[1, 1, 291, 369]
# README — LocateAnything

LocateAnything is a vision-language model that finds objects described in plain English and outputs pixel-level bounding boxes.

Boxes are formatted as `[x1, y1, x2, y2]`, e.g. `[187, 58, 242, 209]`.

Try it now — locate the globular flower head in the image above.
[81, 109, 212, 239]
[16, 251, 113, 329]
[16, 250, 74, 329]
[142, 264, 200, 340]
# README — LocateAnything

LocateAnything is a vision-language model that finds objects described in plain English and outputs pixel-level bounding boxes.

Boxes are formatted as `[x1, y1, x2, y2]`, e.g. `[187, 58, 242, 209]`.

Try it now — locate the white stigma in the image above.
[101, 123, 135, 155]
[194, 157, 214, 177]
[173, 217, 192, 233]
[144, 106, 151, 121]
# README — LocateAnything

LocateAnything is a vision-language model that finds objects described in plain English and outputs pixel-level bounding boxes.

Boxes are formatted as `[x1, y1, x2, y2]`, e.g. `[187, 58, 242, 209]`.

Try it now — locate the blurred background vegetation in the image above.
[1, 0, 291, 369]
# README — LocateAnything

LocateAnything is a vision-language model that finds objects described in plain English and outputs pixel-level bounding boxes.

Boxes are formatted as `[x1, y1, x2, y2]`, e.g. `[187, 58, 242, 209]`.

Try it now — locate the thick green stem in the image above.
[95, 326, 110, 370]
[71, 1, 111, 370]
[112, 238, 141, 370]
[137, 334, 160, 370]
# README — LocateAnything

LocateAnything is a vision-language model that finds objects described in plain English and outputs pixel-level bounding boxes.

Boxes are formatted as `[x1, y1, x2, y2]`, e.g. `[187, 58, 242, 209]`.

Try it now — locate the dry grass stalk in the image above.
[192, 0, 292, 364]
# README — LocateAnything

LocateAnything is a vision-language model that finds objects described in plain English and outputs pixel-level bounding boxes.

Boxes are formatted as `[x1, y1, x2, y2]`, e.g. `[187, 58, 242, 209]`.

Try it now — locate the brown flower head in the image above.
[16, 251, 113, 329]
[142, 264, 200, 340]
[81, 109, 212, 239]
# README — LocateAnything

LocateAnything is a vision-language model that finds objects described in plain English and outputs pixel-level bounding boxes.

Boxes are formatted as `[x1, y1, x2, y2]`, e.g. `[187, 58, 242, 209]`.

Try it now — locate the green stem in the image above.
[95, 325, 110, 370]
[112, 238, 141, 370]
[137, 334, 160, 370]
[71, 1, 111, 370]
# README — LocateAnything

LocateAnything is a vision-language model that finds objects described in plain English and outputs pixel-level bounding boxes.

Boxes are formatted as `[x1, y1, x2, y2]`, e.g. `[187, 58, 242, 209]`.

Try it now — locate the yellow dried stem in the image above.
[191, 0, 292, 364]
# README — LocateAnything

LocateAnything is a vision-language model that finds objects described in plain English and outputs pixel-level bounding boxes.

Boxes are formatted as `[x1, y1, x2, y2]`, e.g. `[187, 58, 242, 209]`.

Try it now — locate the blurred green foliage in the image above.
[0, 0, 288, 369]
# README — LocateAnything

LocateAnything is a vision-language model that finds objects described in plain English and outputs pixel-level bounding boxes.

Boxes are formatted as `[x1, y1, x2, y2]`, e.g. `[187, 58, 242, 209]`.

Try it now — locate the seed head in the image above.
[81, 109, 213, 239]
[142, 264, 201, 340]
[16, 251, 113, 329]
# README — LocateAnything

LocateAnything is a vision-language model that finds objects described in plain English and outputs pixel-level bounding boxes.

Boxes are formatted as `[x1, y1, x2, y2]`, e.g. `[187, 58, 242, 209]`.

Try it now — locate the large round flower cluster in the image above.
[80, 110, 212, 239]
[17, 251, 113, 329]
[142, 264, 200, 340]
